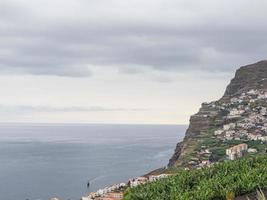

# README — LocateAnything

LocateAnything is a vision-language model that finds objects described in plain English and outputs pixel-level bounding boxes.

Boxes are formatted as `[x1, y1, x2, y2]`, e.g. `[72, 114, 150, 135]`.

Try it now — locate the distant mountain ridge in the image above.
[169, 60, 267, 167]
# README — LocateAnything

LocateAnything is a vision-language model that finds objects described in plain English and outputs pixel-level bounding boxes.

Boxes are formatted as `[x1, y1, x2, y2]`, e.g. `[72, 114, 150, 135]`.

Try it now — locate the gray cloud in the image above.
[0, 105, 148, 113]
[1, 0, 267, 77]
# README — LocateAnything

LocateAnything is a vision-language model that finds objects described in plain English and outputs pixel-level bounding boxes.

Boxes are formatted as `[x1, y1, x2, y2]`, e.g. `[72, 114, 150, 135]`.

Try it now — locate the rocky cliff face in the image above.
[224, 60, 267, 97]
[168, 60, 267, 167]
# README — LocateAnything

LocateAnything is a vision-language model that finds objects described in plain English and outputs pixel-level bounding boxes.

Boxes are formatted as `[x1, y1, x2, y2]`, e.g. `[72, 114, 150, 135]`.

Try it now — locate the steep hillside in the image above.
[169, 61, 267, 167]
[124, 155, 267, 200]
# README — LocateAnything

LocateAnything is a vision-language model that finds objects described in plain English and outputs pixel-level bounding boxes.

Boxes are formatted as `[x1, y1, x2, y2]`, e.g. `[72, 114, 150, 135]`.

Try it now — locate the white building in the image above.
[247, 89, 257, 95]
[229, 108, 244, 116]
[223, 123, 236, 131]
[148, 174, 169, 182]
[214, 129, 224, 135]
[226, 143, 248, 160]
[128, 177, 147, 187]
[248, 148, 258, 153]
[81, 197, 93, 200]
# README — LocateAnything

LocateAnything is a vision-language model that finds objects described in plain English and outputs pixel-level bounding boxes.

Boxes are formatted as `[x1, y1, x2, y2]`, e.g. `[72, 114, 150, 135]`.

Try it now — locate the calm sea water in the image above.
[0, 123, 186, 200]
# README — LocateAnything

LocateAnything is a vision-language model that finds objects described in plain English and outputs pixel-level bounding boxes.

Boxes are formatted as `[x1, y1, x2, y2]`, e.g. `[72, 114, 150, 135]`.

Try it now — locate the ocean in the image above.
[0, 123, 186, 200]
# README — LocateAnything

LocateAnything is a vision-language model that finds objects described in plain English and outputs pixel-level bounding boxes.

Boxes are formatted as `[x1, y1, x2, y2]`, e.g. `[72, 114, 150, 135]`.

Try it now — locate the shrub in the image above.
[124, 155, 267, 200]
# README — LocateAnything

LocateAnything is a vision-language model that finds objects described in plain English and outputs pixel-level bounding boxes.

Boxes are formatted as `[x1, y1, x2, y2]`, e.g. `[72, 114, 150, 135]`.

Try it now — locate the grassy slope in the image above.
[123, 155, 267, 200]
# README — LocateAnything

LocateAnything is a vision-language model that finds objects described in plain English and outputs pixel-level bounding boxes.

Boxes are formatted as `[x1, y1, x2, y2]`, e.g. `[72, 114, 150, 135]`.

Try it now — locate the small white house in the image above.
[223, 123, 236, 131]
[248, 148, 258, 153]
[214, 129, 224, 135]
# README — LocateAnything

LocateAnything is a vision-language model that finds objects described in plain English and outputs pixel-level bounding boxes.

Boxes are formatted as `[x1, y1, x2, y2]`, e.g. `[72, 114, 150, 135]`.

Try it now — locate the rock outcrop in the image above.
[224, 60, 267, 98]
[168, 60, 267, 167]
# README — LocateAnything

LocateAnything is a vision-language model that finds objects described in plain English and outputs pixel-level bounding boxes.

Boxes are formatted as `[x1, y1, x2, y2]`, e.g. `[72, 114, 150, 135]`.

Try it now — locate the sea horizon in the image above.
[0, 122, 188, 126]
[0, 123, 186, 200]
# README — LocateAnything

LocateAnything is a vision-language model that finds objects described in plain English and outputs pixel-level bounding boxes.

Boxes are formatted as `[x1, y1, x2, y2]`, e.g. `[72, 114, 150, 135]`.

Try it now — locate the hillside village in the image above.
[214, 89, 267, 143]
[184, 89, 267, 169]
[80, 174, 171, 200]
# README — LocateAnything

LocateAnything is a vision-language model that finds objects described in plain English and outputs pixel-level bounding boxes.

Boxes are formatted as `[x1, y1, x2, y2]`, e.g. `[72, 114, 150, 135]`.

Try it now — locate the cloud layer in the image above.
[0, 105, 147, 113]
[1, 0, 267, 77]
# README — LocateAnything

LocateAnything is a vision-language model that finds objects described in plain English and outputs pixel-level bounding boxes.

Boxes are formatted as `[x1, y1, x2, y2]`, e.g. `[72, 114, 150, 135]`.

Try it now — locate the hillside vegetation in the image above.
[123, 155, 267, 200]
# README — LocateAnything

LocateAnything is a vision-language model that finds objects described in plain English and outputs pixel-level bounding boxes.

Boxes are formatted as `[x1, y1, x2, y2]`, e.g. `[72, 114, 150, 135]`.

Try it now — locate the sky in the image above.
[0, 0, 267, 124]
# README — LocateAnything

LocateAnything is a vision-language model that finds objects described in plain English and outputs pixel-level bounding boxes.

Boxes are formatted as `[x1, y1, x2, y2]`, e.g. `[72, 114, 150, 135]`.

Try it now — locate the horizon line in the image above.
[0, 122, 188, 126]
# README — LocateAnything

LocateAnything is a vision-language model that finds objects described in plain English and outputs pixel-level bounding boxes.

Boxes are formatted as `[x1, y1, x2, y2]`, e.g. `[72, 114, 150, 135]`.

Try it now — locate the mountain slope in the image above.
[168, 60, 267, 167]
[124, 155, 267, 200]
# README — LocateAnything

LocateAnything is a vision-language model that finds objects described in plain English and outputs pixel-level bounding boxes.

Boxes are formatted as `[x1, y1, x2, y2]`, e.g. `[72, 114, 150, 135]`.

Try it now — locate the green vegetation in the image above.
[199, 137, 218, 147]
[210, 146, 226, 157]
[123, 155, 267, 200]
[246, 141, 266, 151]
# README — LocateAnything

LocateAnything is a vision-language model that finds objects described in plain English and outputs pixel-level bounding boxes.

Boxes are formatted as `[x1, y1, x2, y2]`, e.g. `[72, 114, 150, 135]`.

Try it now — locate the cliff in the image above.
[168, 60, 267, 167]
[224, 60, 267, 97]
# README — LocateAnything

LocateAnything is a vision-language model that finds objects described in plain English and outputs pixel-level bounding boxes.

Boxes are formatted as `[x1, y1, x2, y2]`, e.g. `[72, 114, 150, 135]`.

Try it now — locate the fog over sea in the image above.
[0, 123, 186, 200]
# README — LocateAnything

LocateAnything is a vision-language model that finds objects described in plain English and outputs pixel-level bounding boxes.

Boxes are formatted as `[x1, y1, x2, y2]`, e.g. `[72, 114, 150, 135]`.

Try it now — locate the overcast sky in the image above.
[0, 0, 267, 124]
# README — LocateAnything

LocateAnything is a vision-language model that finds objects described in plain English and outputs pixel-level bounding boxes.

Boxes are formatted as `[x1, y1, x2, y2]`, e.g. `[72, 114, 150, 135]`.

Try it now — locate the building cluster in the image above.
[213, 89, 267, 143]
[213, 89, 267, 160]
[185, 89, 267, 168]
[81, 174, 171, 200]
[127, 174, 171, 187]
[80, 182, 125, 200]
[185, 149, 213, 170]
